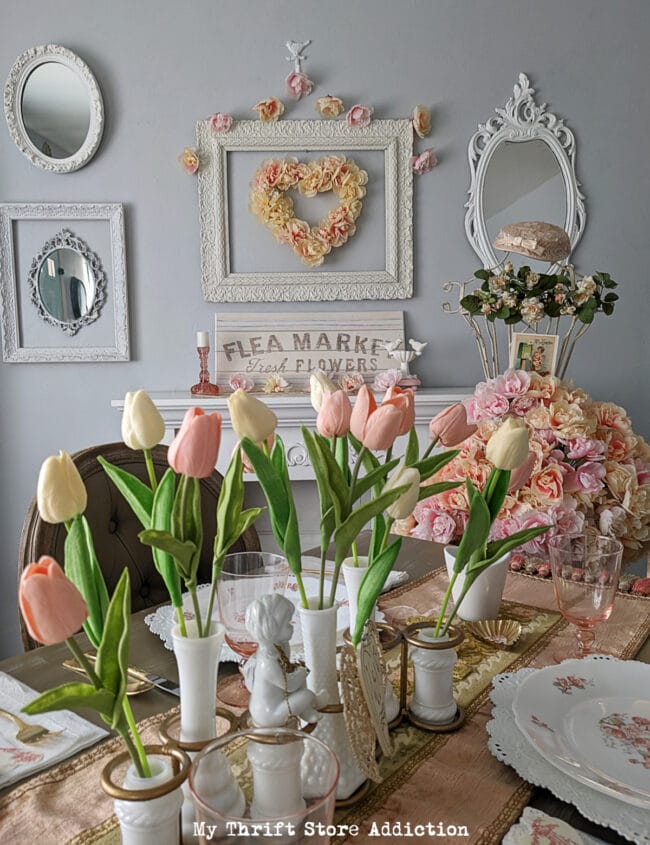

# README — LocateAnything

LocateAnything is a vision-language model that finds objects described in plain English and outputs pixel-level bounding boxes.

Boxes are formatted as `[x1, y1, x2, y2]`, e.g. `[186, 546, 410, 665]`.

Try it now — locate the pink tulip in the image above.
[317, 390, 352, 438]
[350, 385, 377, 441]
[19, 557, 88, 645]
[508, 451, 537, 492]
[429, 403, 477, 447]
[382, 386, 415, 436]
[168, 407, 222, 478]
[361, 403, 404, 451]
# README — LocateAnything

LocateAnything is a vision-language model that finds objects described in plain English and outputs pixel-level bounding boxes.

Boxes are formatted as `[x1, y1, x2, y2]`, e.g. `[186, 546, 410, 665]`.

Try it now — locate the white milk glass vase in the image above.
[341, 556, 372, 633]
[171, 620, 225, 743]
[409, 629, 459, 725]
[444, 546, 510, 621]
[298, 599, 366, 800]
[104, 747, 189, 845]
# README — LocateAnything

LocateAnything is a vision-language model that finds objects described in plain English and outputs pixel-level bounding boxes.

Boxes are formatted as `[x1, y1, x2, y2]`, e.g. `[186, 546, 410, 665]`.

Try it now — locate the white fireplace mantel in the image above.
[111, 388, 471, 481]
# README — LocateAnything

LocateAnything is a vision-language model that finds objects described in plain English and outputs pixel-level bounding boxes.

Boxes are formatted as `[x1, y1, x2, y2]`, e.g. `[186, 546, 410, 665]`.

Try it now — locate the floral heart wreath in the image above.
[249, 156, 368, 267]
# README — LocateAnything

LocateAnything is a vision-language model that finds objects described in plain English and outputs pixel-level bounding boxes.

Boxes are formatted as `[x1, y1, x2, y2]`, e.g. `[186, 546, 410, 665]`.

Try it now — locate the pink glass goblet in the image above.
[548, 533, 623, 660]
[216, 552, 289, 707]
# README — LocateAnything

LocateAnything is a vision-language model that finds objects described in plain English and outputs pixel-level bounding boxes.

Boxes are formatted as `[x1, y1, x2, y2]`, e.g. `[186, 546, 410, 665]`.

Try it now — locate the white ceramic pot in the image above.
[409, 630, 458, 725]
[298, 599, 366, 800]
[172, 620, 225, 743]
[341, 557, 372, 636]
[444, 546, 510, 621]
[114, 757, 184, 845]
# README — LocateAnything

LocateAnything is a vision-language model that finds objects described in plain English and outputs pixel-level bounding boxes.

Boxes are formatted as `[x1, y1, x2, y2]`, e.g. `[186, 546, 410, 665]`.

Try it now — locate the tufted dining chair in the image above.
[18, 442, 261, 651]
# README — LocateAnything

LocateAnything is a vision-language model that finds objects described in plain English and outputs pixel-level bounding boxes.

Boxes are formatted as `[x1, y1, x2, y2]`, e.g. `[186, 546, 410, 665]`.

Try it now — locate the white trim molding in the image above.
[197, 118, 413, 302]
[465, 72, 586, 271]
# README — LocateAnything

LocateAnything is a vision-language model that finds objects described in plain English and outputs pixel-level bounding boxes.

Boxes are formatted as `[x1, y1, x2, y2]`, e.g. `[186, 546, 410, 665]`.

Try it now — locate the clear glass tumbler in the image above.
[548, 533, 623, 658]
[189, 727, 340, 845]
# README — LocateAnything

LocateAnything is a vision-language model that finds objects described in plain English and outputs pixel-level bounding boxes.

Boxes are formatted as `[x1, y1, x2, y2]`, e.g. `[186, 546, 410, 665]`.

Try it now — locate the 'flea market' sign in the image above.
[214, 311, 404, 389]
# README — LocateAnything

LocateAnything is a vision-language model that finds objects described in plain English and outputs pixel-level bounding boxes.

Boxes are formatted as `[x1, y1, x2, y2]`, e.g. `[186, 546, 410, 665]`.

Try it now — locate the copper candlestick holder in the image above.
[191, 346, 220, 396]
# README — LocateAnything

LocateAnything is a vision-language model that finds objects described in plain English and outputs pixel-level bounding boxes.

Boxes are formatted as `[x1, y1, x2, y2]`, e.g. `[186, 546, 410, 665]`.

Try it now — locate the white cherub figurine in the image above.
[243, 594, 326, 727]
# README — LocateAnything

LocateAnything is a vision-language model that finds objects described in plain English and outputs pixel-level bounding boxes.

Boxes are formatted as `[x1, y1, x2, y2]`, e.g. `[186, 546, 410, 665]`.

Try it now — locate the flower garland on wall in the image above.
[401, 370, 650, 564]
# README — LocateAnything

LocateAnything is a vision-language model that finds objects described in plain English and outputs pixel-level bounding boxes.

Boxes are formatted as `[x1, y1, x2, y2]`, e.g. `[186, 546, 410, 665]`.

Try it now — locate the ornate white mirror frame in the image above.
[464, 73, 586, 270]
[197, 118, 413, 302]
[4, 44, 104, 173]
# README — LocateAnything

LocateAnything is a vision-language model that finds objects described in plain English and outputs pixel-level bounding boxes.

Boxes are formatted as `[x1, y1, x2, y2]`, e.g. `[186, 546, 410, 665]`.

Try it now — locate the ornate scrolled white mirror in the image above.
[465, 73, 586, 271]
[4, 45, 104, 172]
[28, 230, 107, 335]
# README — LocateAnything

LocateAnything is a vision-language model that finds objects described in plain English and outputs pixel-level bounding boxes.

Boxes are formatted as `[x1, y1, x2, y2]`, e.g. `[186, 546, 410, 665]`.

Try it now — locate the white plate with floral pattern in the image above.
[512, 657, 650, 808]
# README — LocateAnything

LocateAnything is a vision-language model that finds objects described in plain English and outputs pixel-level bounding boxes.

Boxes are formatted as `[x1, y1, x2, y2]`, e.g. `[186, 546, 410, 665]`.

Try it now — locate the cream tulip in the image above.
[228, 389, 278, 442]
[309, 370, 337, 412]
[485, 417, 530, 471]
[37, 451, 87, 524]
[384, 465, 421, 520]
[121, 390, 166, 450]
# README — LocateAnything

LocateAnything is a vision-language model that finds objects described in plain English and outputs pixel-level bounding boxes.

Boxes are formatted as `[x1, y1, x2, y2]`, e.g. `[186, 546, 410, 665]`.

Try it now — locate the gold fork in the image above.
[0, 708, 63, 744]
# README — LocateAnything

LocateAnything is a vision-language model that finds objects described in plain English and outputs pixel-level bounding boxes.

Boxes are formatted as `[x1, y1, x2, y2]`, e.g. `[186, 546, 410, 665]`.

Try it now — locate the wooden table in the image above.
[1, 535, 648, 842]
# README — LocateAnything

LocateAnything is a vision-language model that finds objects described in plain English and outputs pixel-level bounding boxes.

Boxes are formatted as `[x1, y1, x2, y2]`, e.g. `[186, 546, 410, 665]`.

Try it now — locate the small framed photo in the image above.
[509, 332, 559, 377]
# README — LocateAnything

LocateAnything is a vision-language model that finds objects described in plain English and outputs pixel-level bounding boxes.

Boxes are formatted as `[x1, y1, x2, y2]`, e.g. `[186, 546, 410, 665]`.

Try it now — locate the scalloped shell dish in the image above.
[465, 619, 522, 648]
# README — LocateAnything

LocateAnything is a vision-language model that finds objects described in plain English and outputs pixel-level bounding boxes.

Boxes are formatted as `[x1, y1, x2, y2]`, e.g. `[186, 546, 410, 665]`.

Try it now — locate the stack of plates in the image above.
[487, 655, 650, 844]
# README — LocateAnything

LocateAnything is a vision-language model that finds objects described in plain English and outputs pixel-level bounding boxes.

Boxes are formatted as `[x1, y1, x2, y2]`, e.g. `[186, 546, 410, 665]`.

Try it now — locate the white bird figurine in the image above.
[409, 338, 428, 356]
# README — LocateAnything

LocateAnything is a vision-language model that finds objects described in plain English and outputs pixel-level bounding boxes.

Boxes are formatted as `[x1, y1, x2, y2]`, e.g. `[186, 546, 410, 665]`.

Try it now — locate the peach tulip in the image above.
[317, 390, 352, 438]
[19, 557, 88, 645]
[350, 385, 377, 442]
[361, 403, 404, 451]
[168, 407, 222, 478]
[429, 403, 477, 447]
[383, 386, 415, 436]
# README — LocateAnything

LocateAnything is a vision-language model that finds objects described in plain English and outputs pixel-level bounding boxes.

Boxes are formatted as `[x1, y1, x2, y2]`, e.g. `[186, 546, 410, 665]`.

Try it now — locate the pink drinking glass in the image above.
[548, 533, 623, 658]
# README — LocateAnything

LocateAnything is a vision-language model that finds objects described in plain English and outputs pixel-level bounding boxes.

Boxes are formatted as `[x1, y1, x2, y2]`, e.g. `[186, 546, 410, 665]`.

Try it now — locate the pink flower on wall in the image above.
[208, 112, 233, 133]
[346, 104, 374, 128]
[178, 147, 199, 174]
[411, 149, 437, 175]
[286, 71, 314, 100]
[252, 96, 285, 123]
[315, 95, 344, 118]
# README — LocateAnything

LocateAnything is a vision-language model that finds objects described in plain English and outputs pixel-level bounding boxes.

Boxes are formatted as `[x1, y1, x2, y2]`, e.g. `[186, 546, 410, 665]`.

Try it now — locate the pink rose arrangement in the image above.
[208, 112, 233, 133]
[346, 104, 374, 128]
[409, 370, 650, 563]
[286, 71, 314, 100]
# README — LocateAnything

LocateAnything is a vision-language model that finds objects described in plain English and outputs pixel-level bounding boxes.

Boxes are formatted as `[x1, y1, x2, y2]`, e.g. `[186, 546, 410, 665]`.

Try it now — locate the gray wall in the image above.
[1, 0, 649, 656]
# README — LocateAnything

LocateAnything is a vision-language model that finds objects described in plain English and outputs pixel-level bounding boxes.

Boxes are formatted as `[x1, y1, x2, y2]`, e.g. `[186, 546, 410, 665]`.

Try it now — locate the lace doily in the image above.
[487, 655, 650, 844]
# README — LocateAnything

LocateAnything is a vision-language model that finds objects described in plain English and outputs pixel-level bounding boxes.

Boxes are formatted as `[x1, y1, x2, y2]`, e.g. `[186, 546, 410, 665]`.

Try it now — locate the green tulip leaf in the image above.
[480, 525, 552, 570]
[404, 428, 419, 466]
[302, 427, 344, 524]
[138, 530, 197, 581]
[22, 683, 115, 720]
[150, 468, 182, 608]
[350, 457, 400, 503]
[97, 457, 153, 527]
[241, 438, 290, 543]
[414, 449, 460, 482]
[333, 484, 409, 567]
[95, 568, 131, 728]
[453, 481, 491, 574]
[335, 435, 351, 483]
[416, 480, 462, 503]
[64, 515, 110, 649]
[351, 538, 402, 645]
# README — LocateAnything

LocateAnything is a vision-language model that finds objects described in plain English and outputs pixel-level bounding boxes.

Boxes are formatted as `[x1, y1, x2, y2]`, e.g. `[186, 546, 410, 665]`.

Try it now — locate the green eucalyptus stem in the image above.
[143, 449, 158, 493]
[122, 697, 151, 776]
[175, 605, 188, 638]
[421, 435, 439, 461]
[434, 572, 458, 637]
[318, 544, 327, 610]
[187, 585, 204, 638]
[65, 638, 101, 688]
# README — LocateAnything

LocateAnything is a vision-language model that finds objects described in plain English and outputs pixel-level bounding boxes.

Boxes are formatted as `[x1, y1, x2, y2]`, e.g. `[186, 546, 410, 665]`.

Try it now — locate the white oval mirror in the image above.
[465, 73, 585, 271]
[5, 45, 104, 172]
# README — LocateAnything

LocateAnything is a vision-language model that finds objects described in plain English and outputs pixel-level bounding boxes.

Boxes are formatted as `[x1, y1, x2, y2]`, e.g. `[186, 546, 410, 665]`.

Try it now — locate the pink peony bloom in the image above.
[469, 389, 510, 421]
[509, 395, 539, 417]
[520, 511, 555, 555]
[411, 149, 437, 175]
[286, 71, 314, 101]
[565, 437, 606, 461]
[489, 515, 522, 542]
[229, 374, 254, 392]
[563, 461, 607, 495]
[549, 502, 585, 536]
[208, 112, 233, 133]
[373, 368, 402, 391]
[346, 104, 374, 128]
[496, 369, 531, 397]
[411, 506, 457, 545]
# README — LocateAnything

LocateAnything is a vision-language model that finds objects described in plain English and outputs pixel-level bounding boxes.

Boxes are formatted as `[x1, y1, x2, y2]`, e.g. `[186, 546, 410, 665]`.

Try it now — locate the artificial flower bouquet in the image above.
[408, 369, 650, 570]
